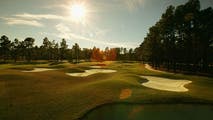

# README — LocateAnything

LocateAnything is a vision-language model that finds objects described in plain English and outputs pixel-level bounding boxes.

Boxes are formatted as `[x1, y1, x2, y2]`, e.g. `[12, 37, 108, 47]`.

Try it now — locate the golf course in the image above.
[1, 0, 213, 119]
[0, 61, 213, 120]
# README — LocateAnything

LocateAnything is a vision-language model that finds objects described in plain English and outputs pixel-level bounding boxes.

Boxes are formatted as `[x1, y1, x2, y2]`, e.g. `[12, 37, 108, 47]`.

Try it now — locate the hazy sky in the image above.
[0, 0, 212, 49]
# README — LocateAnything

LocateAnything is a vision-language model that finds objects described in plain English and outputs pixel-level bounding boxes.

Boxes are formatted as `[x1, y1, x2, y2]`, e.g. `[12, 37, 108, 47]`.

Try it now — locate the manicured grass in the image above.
[0, 61, 213, 120]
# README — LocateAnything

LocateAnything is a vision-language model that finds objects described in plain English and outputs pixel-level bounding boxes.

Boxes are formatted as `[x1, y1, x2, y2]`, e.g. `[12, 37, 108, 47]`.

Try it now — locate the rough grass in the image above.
[0, 61, 213, 120]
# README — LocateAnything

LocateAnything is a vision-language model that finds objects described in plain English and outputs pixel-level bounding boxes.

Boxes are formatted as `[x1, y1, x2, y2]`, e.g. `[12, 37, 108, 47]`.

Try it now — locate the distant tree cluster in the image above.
[91, 47, 117, 62]
[0, 36, 136, 63]
[136, 0, 213, 73]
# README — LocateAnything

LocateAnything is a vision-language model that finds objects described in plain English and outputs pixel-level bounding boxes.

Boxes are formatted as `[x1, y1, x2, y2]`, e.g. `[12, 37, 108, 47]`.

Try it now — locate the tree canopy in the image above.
[136, 0, 213, 73]
[0, 36, 136, 63]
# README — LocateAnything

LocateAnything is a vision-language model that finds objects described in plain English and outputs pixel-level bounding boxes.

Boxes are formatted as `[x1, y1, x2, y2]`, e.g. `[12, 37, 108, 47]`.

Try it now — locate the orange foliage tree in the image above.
[91, 47, 117, 61]
[105, 48, 117, 61]
[91, 47, 104, 62]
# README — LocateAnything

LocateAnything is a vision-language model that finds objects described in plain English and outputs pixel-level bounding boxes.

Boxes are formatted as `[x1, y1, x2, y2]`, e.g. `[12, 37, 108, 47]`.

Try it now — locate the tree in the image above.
[0, 35, 11, 62]
[104, 47, 109, 61]
[128, 48, 134, 60]
[81, 48, 92, 61]
[91, 47, 103, 62]
[104, 48, 117, 61]
[197, 7, 213, 71]
[51, 40, 60, 62]
[11, 38, 21, 62]
[108, 48, 117, 61]
[53, 42, 60, 62]
[72, 43, 80, 63]
[137, 0, 213, 73]
[159, 5, 176, 70]
[59, 39, 68, 61]
[115, 48, 121, 60]
[42, 37, 52, 60]
[23, 37, 35, 62]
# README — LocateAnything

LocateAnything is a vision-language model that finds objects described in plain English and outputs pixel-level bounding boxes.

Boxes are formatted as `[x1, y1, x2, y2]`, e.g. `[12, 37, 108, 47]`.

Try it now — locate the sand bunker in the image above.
[145, 64, 167, 73]
[140, 76, 192, 92]
[66, 69, 117, 77]
[119, 89, 132, 99]
[90, 63, 106, 68]
[90, 66, 102, 69]
[22, 68, 55, 72]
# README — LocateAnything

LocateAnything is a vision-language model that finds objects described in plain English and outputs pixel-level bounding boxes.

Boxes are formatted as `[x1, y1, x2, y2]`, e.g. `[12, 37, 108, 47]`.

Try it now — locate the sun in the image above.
[70, 4, 87, 23]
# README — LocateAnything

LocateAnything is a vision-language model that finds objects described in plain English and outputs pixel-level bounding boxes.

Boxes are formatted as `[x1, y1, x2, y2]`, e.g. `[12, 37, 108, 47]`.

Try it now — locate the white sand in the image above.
[22, 68, 55, 72]
[145, 64, 167, 73]
[140, 76, 192, 92]
[66, 69, 117, 77]
[89, 66, 102, 69]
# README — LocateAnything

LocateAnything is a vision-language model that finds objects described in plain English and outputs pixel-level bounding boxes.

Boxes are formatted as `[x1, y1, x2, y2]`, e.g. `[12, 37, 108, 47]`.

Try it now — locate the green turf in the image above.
[0, 61, 213, 120]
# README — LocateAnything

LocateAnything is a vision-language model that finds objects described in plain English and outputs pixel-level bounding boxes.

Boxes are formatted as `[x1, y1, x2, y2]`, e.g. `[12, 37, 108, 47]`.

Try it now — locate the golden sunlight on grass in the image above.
[119, 88, 132, 99]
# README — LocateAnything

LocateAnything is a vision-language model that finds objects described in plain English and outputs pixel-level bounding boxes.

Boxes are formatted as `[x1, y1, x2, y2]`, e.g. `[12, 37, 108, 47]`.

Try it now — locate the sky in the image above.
[0, 0, 212, 49]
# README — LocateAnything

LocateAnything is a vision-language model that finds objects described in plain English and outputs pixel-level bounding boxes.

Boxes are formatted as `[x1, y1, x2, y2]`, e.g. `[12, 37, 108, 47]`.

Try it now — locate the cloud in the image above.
[94, 28, 110, 37]
[55, 23, 136, 48]
[92, 0, 145, 11]
[44, 4, 69, 10]
[43, 1, 70, 9]
[122, 0, 145, 11]
[1, 12, 89, 27]
[44, 0, 145, 13]
[0, 13, 66, 27]
[0, 17, 43, 27]
[14, 13, 64, 20]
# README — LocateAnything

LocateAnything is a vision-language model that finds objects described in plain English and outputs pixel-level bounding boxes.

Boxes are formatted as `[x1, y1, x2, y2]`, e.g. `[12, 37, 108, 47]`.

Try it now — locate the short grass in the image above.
[0, 61, 213, 120]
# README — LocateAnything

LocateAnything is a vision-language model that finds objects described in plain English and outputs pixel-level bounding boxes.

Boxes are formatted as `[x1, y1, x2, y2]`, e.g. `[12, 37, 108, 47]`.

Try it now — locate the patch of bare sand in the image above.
[145, 64, 168, 73]
[22, 68, 55, 72]
[140, 76, 192, 92]
[89, 66, 102, 69]
[119, 89, 132, 99]
[66, 69, 117, 77]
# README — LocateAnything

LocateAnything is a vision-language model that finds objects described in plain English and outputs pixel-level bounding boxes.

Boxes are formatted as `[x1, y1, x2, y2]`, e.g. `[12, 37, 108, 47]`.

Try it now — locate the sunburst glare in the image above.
[70, 3, 88, 24]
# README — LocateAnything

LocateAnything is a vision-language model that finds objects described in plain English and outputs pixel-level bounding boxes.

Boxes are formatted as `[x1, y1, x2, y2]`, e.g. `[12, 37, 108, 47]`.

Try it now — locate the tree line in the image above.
[135, 0, 213, 73]
[0, 36, 136, 63]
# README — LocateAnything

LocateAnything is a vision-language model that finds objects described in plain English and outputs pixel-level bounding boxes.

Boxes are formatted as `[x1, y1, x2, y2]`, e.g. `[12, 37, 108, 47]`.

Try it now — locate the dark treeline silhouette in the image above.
[136, 0, 213, 74]
[0, 36, 136, 63]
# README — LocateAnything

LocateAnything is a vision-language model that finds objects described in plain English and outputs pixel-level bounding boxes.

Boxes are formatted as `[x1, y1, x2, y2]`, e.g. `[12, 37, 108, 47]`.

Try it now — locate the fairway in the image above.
[0, 61, 213, 120]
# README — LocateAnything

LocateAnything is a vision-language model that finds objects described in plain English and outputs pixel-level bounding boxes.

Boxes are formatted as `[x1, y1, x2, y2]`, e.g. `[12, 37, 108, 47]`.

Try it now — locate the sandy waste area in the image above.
[145, 64, 168, 73]
[22, 68, 55, 72]
[66, 69, 117, 77]
[140, 75, 192, 92]
[89, 66, 102, 69]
